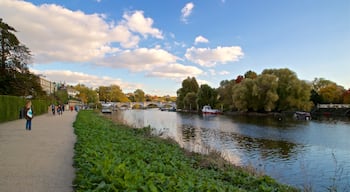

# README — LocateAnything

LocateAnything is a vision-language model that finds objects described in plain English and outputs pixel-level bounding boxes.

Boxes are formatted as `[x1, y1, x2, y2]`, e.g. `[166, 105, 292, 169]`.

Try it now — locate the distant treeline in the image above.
[176, 68, 350, 112]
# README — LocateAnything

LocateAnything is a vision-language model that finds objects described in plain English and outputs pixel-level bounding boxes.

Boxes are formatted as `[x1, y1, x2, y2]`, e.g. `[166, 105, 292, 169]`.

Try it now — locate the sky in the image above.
[1, 0, 349, 96]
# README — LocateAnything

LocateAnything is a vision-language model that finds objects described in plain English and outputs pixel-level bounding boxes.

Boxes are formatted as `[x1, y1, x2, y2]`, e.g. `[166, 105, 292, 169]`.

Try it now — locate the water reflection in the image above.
[108, 110, 350, 191]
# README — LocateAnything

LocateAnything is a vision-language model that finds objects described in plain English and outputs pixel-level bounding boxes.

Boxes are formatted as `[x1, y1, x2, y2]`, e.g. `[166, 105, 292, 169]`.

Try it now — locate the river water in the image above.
[108, 109, 350, 191]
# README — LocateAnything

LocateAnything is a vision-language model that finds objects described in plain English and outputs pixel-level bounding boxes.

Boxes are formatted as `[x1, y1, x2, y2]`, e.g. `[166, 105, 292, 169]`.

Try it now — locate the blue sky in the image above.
[1, 0, 349, 96]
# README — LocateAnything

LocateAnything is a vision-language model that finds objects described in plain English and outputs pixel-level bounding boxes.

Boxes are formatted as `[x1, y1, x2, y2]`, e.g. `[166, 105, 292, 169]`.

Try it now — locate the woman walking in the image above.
[24, 100, 33, 131]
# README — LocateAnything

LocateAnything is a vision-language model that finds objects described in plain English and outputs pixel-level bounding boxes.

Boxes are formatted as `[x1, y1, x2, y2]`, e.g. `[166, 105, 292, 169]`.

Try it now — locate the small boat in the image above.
[294, 111, 311, 120]
[101, 103, 113, 113]
[202, 105, 220, 114]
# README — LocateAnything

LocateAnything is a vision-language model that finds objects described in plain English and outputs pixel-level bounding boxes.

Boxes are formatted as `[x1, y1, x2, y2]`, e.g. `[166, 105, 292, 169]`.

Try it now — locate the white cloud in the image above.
[99, 48, 179, 72]
[0, 0, 164, 64]
[194, 36, 209, 44]
[146, 63, 203, 80]
[219, 70, 230, 75]
[185, 46, 244, 67]
[208, 69, 216, 76]
[122, 10, 163, 39]
[31, 69, 141, 91]
[181, 2, 194, 23]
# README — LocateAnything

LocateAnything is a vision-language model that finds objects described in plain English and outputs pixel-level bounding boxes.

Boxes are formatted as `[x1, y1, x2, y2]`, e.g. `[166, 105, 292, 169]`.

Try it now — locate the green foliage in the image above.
[0, 95, 50, 123]
[55, 89, 69, 104]
[183, 92, 197, 110]
[0, 19, 45, 97]
[98, 85, 130, 102]
[262, 68, 312, 111]
[134, 89, 145, 102]
[232, 78, 255, 112]
[75, 84, 99, 104]
[196, 84, 218, 110]
[217, 80, 236, 111]
[176, 77, 199, 110]
[73, 111, 299, 192]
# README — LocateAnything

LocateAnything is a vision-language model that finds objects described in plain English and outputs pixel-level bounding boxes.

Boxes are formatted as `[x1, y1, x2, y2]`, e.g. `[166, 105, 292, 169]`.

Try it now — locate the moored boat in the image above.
[294, 111, 311, 120]
[202, 105, 220, 114]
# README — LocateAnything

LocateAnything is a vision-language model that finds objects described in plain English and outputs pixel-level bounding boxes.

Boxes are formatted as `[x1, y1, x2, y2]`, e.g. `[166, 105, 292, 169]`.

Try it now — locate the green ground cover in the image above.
[73, 110, 298, 191]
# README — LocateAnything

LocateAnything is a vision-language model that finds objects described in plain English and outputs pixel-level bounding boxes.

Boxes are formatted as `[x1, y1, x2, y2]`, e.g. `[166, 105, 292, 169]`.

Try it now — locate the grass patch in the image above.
[73, 110, 299, 191]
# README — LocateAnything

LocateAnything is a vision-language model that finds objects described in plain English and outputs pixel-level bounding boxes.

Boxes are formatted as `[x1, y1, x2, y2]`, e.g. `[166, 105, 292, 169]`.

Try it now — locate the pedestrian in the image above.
[51, 104, 55, 115]
[24, 100, 33, 131]
[57, 104, 62, 115]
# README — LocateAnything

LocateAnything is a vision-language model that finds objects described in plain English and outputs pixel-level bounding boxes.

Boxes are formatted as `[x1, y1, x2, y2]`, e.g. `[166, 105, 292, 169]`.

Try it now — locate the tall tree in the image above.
[197, 84, 217, 109]
[0, 19, 42, 96]
[252, 74, 279, 112]
[184, 92, 197, 111]
[217, 79, 236, 111]
[176, 77, 199, 110]
[312, 78, 345, 104]
[75, 84, 98, 105]
[110, 85, 129, 102]
[244, 70, 258, 79]
[134, 89, 145, 102]
[343, 89, 350, 104]
[319, 83, 344, 104]
[262, 68, 312, 111]
[232, 78, 255, 112]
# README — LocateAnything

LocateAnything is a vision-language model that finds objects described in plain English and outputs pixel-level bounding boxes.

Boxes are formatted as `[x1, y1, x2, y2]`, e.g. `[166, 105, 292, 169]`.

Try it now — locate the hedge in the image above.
[0, 95, 51, 123]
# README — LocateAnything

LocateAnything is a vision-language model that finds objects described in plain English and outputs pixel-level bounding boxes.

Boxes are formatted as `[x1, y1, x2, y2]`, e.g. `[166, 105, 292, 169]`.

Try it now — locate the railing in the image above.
[317, 104, 350, 109]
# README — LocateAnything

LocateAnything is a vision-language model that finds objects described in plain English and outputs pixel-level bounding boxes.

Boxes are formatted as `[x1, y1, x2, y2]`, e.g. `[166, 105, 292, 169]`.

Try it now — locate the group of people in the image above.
[23, 101, 77, 131]
[50, 104, 65, 115]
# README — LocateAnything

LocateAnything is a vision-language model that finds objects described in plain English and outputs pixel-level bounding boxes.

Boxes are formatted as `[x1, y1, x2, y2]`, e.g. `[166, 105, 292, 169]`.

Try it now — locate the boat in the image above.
[202, 105, 220, 114]
[294, 111, 311, 120]
[101, 103, 113, 113]
[160, 107, 177, 112]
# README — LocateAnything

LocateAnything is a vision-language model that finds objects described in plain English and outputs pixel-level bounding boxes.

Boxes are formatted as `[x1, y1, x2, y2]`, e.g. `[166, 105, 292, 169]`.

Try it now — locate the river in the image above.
[108, 109, 350, 191]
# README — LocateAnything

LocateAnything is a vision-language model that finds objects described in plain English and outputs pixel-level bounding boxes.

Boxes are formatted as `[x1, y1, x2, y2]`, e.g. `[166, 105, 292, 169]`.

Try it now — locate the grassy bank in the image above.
[73, 110, 298, 191]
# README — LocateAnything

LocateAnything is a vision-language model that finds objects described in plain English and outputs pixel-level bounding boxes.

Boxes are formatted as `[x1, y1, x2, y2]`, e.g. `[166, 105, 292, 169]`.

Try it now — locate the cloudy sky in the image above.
[1, 0, 349, 96]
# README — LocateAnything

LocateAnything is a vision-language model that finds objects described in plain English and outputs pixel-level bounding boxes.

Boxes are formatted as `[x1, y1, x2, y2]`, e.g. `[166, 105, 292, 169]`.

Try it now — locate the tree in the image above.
[0, 19, 44, 97]
[217, 79, 236, 111]
[197, 84, 218, 110]
[252, 74, 279, 112]
[110, 85, 129, 102]
[244, 70, 258, 79]
[98, 86, 110, 102]
[134, 89, 145, 102]
[312, 78, 345, 104]
[176, 77, 199, 110]
[319, 83, 344, 104]
[262, 68, 312, 111]
[232, 78, 254, 112]
[184, 92, 197, 111]
[235, 75, 244, 84]
[55, 89, 69, 104]
[75, 84, 98, 105]
[343, 89, 350, 104]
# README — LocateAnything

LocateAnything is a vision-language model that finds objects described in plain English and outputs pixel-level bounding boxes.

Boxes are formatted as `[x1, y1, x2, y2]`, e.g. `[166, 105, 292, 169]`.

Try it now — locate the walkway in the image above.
[0, 111, 77, 192]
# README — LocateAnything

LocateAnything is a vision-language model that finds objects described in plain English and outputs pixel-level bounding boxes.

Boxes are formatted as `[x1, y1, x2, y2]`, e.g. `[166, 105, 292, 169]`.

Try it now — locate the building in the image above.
[39, 78, 55, 95]
[67, 87, 80, 98]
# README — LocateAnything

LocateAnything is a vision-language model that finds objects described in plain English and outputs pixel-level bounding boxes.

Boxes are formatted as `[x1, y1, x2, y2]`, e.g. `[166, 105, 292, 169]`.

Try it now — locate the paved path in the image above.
[0, 111, 77, 192]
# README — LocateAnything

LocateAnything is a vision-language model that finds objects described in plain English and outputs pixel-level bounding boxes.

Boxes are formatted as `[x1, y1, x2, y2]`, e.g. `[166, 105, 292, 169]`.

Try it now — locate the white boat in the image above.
[101, 103, 113, 113]
[202, 105, 220, 114]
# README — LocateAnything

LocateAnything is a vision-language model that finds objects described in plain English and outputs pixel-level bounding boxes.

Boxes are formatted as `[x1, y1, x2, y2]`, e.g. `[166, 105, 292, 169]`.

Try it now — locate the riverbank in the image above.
[73, 110, 298, 191]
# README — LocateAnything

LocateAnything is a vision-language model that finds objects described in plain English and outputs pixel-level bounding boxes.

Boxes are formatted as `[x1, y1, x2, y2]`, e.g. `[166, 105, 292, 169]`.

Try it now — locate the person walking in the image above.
[24, 100, 33, 131]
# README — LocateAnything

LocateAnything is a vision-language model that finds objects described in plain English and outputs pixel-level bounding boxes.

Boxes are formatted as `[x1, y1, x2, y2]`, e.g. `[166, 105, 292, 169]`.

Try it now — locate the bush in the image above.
[73, 111, 299, 191]
[0, 95, 50, 123]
